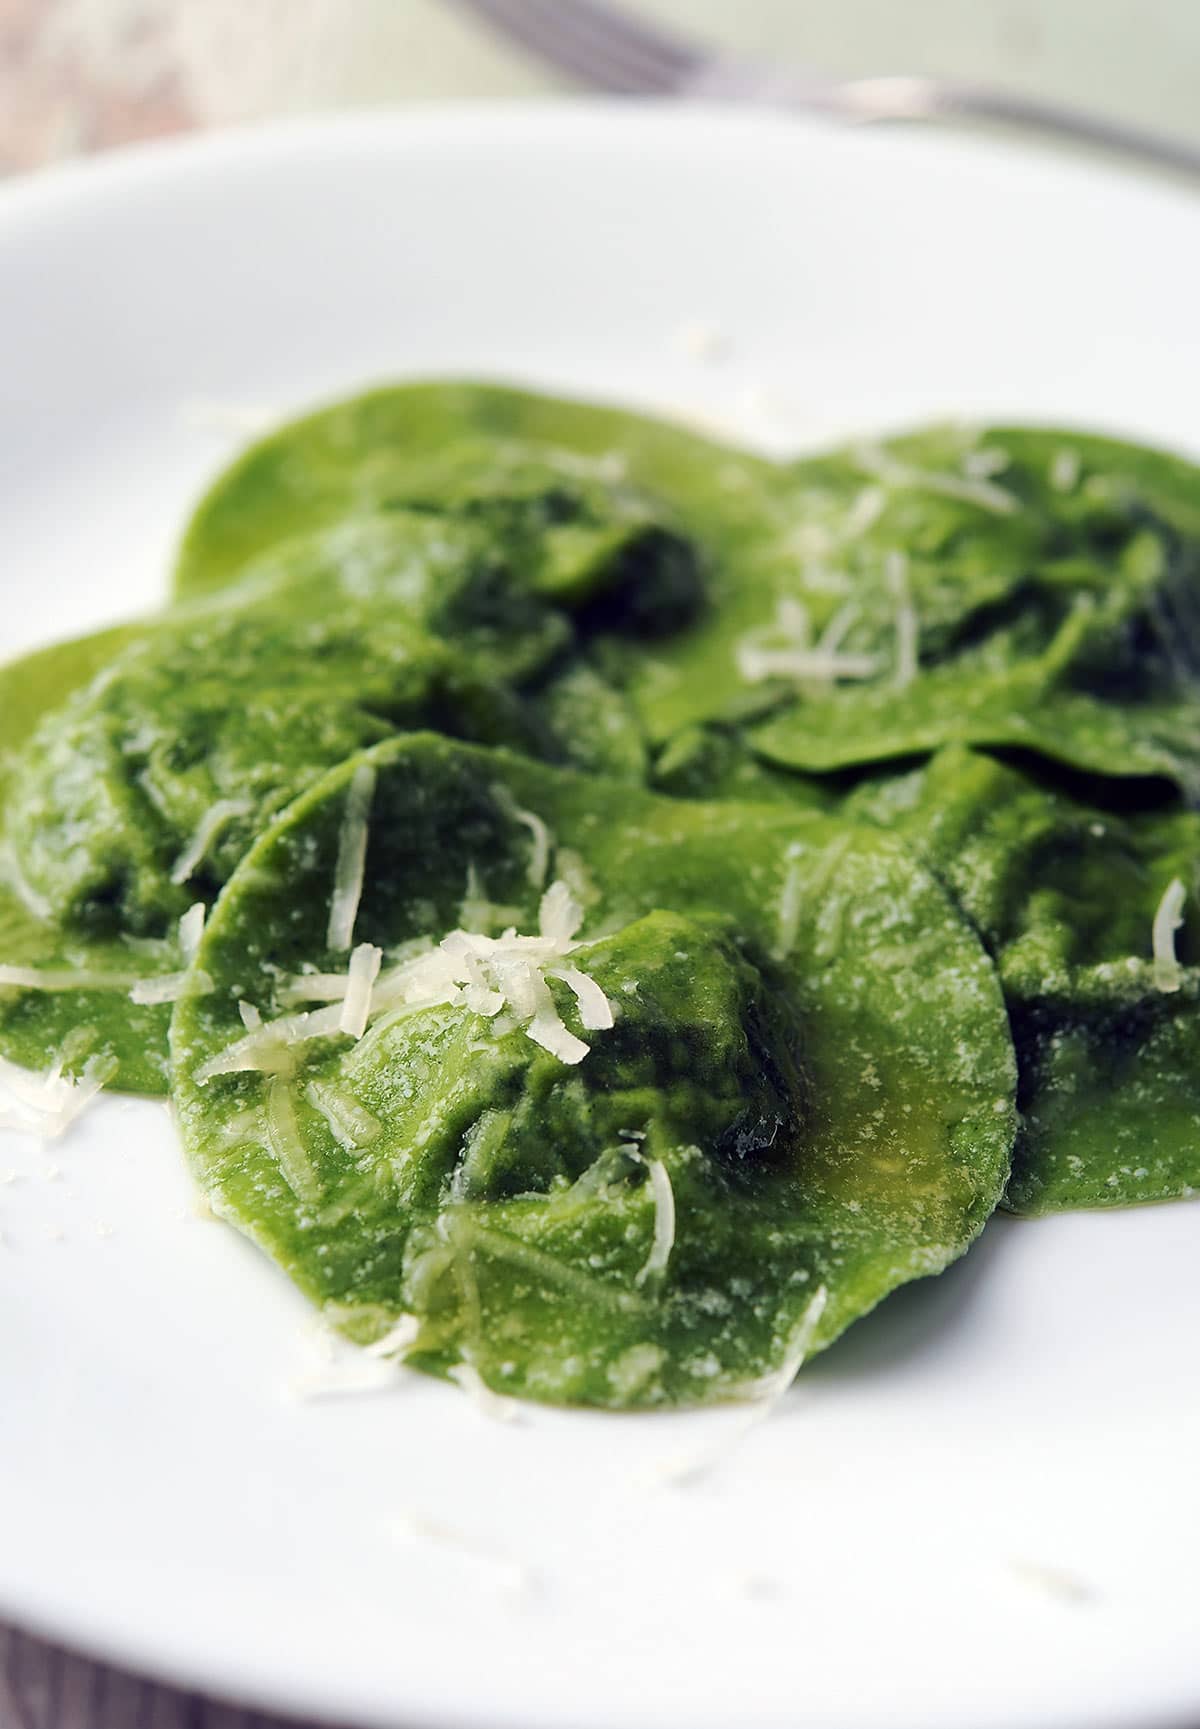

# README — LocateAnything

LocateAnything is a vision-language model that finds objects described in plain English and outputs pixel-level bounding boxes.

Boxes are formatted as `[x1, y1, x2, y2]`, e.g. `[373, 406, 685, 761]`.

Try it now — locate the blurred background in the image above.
[3, 0, 1200, 175]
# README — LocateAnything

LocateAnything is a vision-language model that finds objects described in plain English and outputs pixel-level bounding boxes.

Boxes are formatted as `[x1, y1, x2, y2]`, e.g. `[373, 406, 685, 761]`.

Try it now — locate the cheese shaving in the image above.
[842, 485, 886, 538]
[512, 805, 552, 889]
[855, 441, 1019, 516]
[772, 853, 805, 962]
[816, 602, 861, 658]
[737, 596, 880, 686]
[362, 1314, 421, 1359]
[169, 798, 251, 887]
[743, 1284, 829, 1403]
[1050, 448, 1081, 493]
[887, 549, 919, 688]
[538, 879, 583, 946]
[448, 1360, 522, 1423]
[179, 397, 275, 437]
[962, 446, 1010, 479]
[547, 967, 614, 1031]
[10, 903, 214, 1007]
[290, 1360, 399, 1400]
[305, 1080, 382, 1150]
[338, 943, 382, 1038]
[0, 965, 139, 992]
[194, 1002, 349, 1083]
[265, 1076, 321, 1204]
[459, 863, 498, 933]
[278, 971, 355, 1005]
[1152, 876, 1187, 993]
[130, 968, 214, 1006]
[288, 1319, 401, 1399]
[453, 1216, 646, 1315]
[326, 763, 376, 952]
[643, 1285, 829, 1488]
[197, 879, 613, 1081]
[674, 318, 728, 363]
[635, 1158, 676, 1286]
[0, 1049, 119, 1141]
[0, 840, 52, 920]
[178, 901, 206, 960]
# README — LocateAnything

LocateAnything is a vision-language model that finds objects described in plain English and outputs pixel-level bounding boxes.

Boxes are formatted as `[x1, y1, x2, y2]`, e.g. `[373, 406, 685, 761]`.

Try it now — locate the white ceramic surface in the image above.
[1, 106, 1198, 1729]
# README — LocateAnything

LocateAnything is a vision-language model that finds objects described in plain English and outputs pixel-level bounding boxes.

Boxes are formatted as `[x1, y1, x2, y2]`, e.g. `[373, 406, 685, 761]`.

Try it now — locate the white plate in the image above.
[1, 105, 1199, 1729]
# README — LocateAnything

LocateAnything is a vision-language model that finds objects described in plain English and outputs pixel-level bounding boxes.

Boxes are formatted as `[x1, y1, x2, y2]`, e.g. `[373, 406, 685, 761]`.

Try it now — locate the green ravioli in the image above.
[5, 381, 1199, 1405]
[687, 425, 1200, 792]
[7, 514, 569, 934]
[847, 747, 1200, 1213]
[171, 734, 1015, 1409]
[0, 625, 180, 1094]
[173, 381, 770, 607]
[0, 512, 584, 1090]
[174, 386, 1200, 797]
[171, 382, 784, 780]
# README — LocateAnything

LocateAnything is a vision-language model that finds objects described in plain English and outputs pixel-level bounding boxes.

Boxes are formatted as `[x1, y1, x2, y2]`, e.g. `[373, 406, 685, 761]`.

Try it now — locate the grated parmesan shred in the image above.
[278, 971, 355, 1005]
[887, 549, 919, 688]
[546, 967, 614, 1031]
[642, 1285, 829, 1488]
[1050, 448, 1081, 493]
[326, 763, 376, 952]
[169, 799, 251, 887]
[289, 1318, 405, 1400]
[363, 1314, 421, 1359]
[0, 965, 139, 992]
[448, 1360, 522, 1422]
[737, 596, 880, 686]
[178, 901, 206, 959]
[5, 903, 212, 1008]
[816, 602, 861, 658]
[635, 1158, 676, 1286]
[194, 1002, 349, 1083]
[1152, 877, 1187, 993]
[0, 839, 52, 921]
[0, 1049, 119, 1141]
[129, 967, 214, 1006]
[195, 879, 615, 1084]
[338, 942, 382, 1039]
[842, 485, 886, 539]
[743, 1285, 829, 1404]
[855, 441, 1019, 516]
[305, 1079, 382, 1150]
[265, 1076, 322, 1204]
[772, 852, 805, 962]
[962, 446, 1010, 479]
[512, 805, 552, 889]
[179, 397, 276, 437]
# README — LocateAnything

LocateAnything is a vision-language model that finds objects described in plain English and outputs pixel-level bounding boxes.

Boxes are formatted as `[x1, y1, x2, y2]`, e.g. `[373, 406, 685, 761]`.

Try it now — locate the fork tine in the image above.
[447, 0, 706, 96]
[446, 0, 637, 92]
[545, 0, 705, 82]
[452, 0, 671, 93]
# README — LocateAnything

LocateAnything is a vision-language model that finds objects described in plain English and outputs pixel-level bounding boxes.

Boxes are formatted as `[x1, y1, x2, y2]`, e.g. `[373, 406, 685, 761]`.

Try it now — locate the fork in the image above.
[447, 0, 1200, 179]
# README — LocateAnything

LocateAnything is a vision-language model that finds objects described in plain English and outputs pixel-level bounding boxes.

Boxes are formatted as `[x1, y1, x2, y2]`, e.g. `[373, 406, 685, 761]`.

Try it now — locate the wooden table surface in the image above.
[0, 1624, 350, 1729]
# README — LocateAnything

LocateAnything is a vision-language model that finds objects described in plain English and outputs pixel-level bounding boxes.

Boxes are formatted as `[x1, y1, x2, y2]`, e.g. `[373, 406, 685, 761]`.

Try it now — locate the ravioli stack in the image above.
[1, 385, 1197, 1406]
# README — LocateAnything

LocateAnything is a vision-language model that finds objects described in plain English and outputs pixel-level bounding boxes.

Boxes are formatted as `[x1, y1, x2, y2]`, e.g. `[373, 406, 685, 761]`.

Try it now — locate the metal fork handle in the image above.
[685, 61, 1200, 180]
